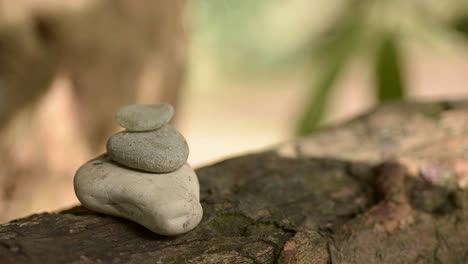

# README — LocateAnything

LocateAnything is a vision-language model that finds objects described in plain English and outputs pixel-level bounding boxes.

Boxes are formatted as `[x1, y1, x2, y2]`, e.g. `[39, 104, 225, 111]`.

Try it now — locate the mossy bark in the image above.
[1, 101, 468, 263]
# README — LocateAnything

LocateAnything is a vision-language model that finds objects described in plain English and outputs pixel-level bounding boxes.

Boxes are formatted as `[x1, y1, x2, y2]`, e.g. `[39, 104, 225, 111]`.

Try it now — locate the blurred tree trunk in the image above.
[0, 0, 188, 221]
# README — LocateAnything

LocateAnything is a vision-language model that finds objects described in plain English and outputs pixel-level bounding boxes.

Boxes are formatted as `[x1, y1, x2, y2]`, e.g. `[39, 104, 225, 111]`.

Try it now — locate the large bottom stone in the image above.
[73, 155, 203, 236]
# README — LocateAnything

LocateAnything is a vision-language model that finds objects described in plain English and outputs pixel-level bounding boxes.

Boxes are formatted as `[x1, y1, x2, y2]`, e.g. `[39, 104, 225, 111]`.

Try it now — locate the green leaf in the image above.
[454, 14, 468, 37]
[296, 60, 342, 135]
[375, 34, 406, 102]
[296, 3, 364, 136]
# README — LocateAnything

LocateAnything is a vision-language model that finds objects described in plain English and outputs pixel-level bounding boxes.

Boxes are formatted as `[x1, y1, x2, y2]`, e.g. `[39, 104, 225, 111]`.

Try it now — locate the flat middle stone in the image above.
[107, 124, 189, 173]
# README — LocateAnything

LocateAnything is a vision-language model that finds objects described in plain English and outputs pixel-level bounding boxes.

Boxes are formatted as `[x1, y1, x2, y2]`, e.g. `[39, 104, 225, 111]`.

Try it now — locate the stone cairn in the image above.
[74, 103, 203, 236]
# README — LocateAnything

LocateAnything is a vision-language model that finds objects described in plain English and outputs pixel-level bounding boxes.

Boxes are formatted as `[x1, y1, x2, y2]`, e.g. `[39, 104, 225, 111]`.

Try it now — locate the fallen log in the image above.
[1, 101, 468, 264]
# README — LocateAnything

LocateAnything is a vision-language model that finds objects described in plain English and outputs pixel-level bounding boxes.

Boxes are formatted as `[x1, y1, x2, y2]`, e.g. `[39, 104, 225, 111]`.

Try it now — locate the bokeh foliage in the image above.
[194, 0, 468, 135]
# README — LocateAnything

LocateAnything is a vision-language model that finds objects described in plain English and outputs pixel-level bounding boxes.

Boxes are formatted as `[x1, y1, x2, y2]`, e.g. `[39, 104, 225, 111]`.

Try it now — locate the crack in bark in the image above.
[0, 240, 29, 261]
[432, 223, 444, 264]
[326, 241, 334, 264]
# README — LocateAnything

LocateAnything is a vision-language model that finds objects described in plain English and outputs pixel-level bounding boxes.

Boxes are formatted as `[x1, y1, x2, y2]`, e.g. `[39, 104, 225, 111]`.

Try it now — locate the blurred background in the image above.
[0, 0, 468, 222]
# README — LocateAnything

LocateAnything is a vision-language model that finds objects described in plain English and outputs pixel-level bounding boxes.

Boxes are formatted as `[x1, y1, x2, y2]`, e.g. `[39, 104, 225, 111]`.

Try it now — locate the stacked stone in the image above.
[74, 103, 203, 236]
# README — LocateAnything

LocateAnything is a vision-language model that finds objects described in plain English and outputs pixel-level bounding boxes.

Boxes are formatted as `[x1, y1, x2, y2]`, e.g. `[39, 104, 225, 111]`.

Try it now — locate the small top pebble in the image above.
[116, 103, 174, 132]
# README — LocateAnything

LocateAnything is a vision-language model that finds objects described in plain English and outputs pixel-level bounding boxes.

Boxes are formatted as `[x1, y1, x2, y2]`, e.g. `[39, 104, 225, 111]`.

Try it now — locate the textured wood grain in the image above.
[1, 101, 468, 264]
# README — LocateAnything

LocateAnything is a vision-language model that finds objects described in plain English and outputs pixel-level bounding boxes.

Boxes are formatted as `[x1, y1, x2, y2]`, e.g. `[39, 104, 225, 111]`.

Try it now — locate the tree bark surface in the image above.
[1, 101, 468, 264]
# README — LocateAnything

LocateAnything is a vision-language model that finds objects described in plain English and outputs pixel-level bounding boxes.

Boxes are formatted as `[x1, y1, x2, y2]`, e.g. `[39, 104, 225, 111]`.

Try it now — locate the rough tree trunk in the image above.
[1, 101, 468, 264]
